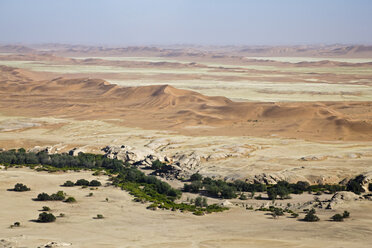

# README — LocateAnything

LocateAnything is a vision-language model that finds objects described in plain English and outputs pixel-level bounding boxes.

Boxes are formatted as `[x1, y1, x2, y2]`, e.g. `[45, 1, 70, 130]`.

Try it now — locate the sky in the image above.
[0, 0, 372, 45]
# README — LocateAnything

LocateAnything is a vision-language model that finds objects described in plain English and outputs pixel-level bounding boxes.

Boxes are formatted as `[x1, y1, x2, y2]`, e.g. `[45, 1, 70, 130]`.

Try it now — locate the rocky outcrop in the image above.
[152, 151, 202, 179]
[326, 191, 362, 209]
[246, 172, 309, 184]
[102, 145, 163, 165]
[359, 171, 372, 192]
[28, 146, 54, 154]
[42, 241, 72, 247]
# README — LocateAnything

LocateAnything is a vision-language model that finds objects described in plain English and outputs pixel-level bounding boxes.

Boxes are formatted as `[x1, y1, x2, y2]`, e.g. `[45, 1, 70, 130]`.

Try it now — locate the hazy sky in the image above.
[0, 0, 372, 45]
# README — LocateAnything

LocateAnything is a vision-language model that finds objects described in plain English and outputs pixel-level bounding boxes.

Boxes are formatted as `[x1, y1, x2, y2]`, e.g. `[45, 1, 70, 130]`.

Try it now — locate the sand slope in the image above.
[1, 66, 371, 141]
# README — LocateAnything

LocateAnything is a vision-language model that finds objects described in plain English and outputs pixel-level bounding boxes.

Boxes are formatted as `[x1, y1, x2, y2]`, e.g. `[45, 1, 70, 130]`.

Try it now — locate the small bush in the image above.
[87, 192, 93, 197]
[64, 197, 76, 203]
[342, 211, 350, 218]
[193, 210, 204, 216]
[331, 214, 344, 222]
[75, 179, 90, 186]
[36, 191, 65, 201]
[96, 214, 104, 219]
[303, 209, 320, 222]
[42, 206, 50, 211]
[37, 212, 56, 223]
[239, 194, 247, 200]
[13, 183, 30, 192]
[291, 213, 299, 218]
[62, 180, 75, 187]
[59, 213, 65, 217]
[89, 180, 101, 187]
[190, 173, 203, 182]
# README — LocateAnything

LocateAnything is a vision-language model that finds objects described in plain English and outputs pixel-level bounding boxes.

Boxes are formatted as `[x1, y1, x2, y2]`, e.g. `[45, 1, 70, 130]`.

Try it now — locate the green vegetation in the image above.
[303, 209, 320, 222]
[62, 180, 75, 187]
[0, 149, 227, 215]
[331, 214, 344, 222]
[13, 183, 30, 192]
[331, 210, 350, 221]
[96, 214, 104, 219]
[75, 179, 90, 186]
[343, 210, 350, 218]
[64, 196, 76, 203]
[89, 180, 101, 186]
[42, 206, 50, 211]
[37, 212, 56, 223]
[346, 175, 368, 195]
[150, 160, 166, 170]
[36, 191, 66, 201]
[184, 172, 347, 200]
[10, 222, 21, 228]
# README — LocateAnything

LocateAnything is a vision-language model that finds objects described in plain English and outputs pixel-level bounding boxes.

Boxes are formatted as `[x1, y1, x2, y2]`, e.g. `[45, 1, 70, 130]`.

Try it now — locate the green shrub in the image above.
[42, 206, 50, 211]
[291, 213, 299, 218]
[343, 211, 350, 218]
[36, 191, 65, 201]
[190, 173, 203, 182]
[331, 214, 344, 222]
[193, 210, 204, 216]
[64, 197, 76, 203]
[13, 183, 30, 192]
[96, 214, 104, 219]
[89, 180, 101, 187]
[151, 160, 165, 170]
[239, 194, 247, 200]
[75, 179, 90, 186]
[303, 209, 320, 222]
[62, 180, 75, 187]
[37, 212, 56, 223]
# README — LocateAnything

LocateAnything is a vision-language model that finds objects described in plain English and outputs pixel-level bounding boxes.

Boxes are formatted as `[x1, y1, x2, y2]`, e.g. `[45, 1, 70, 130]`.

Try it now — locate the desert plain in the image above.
[0, 44, 372, 247]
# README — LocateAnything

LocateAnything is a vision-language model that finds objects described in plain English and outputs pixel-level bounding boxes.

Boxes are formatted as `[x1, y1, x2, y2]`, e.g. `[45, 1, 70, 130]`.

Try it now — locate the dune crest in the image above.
[0, 66, 371, 141]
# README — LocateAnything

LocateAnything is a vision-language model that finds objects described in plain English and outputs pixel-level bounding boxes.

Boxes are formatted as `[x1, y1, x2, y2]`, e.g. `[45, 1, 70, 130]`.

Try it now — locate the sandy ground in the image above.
[0, 168, 371, 248]
[0, 115, 371, 183]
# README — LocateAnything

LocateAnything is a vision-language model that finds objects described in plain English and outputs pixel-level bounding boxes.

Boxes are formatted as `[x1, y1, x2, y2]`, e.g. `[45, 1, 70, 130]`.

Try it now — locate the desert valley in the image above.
[0, 43, 371, 247]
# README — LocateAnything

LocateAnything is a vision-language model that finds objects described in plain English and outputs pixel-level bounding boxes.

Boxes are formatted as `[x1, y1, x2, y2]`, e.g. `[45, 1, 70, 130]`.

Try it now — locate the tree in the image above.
[195, 196, 208, 207]
[331, 214, 344, 222]
[267, 188, 277, 200]
[151, 160, 165, 170]
[190, 173, 203, 182]
[303, 209, 320, 222]
[38, 212, 56, 223]
[13, 183, 30, 192]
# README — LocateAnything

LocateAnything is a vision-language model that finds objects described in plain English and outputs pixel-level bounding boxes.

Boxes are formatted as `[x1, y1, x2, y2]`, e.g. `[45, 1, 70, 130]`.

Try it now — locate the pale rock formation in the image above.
[326, 191, 362, 209]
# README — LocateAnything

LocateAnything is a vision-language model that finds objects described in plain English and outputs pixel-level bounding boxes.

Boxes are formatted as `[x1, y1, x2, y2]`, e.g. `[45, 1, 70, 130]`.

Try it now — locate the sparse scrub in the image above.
[64, 196, 76, 203]
[62, 180, 74, 187]
[42, 206, 51, 211]
[37, 212, 56, 223]
[13, 183, 30, 192]
[303, 209, 320, 222]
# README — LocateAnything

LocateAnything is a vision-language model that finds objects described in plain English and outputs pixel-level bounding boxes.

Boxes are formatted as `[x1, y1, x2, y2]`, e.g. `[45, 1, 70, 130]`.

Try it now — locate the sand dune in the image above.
[1, 65, 371, 141]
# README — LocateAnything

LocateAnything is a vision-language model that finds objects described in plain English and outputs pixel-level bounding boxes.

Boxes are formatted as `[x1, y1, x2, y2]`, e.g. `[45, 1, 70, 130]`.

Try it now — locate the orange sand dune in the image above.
[1, 66, 371, 141]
